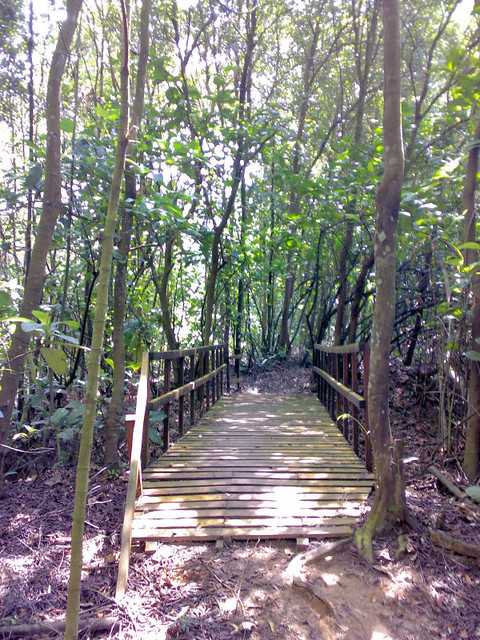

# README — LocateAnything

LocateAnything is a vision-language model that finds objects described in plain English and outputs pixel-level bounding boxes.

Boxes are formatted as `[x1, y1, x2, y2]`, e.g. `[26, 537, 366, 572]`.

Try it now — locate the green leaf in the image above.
[465, 486, 480, 503]
[466, 350, 480, 362]
[40, 347, 68, 375]
[458, 242, 480, 251]
[32, 309, 51, 325]
[60, 117, 75, 133]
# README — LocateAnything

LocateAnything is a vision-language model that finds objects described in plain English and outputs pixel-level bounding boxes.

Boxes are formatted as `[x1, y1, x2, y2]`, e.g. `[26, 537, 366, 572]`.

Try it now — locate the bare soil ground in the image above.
[1, 360, 479, 639]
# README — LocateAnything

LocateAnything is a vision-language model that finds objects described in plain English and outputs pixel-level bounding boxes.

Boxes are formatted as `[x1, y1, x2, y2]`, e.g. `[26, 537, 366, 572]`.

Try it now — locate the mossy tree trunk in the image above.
[63, 2, 130, 638]
[354, 0, 406, 561]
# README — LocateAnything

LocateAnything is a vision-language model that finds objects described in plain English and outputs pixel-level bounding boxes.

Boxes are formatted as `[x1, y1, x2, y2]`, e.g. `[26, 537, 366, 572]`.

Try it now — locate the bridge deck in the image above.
[132, 392, 374, 542]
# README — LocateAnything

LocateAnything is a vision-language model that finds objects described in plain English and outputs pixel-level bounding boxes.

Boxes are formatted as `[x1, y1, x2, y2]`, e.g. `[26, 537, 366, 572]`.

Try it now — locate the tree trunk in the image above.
[348, 251, 374, 342]
[104, 0, 151, 466]
[64, 3, 130, 637]
[334, 224, 353, 345]
[463, 118, 480, 481]
[354, 0, 406, 561]
[0, 0, 83, 484]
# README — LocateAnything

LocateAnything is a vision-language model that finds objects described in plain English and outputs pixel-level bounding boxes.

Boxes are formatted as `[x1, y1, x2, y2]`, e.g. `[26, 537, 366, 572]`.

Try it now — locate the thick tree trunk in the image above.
[0, 0, 83, 484]
[64, 4, 130, 637]
[354, 0, 406, 561]
[463, 119, 480, 481]
[104, 0, 151, 466]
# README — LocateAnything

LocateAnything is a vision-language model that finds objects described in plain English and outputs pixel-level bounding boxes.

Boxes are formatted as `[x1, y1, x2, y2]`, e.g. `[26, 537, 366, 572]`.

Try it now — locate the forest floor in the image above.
[1, 360, 480, 639]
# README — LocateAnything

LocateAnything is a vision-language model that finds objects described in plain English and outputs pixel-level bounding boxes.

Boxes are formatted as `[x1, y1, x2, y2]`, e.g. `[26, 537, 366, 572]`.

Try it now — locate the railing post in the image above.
[352, 350, 360, 455]
[178, 356, 185, 436]
[212, 348, 216, 403]
[342, 352, 349, 442]
[363, 342, 372, 472]
[141, 359, 151, 469]
[205, 351, 210, 410]
[190, 353, 196, 426]
[234, 348, 241, 390]
[226, 344, 231, 392]
[162, 359, 171, 452]
[220, 345, 224, 395]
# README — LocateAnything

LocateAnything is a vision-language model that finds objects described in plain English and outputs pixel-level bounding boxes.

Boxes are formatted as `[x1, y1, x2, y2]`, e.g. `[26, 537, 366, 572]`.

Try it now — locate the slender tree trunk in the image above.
[235, 178, 248, 357]
[334, 224, 353, 345]
[64, 3, 129, 637]
[354, 0, 406, 561]
[463, 118, 480, 480]
[403, 248, 432, 366]
[0, 0, 83, 484]
[157, 231, 179, 350]
[104, 0, 151, 466]
[348, 251, 374, 342]
[25, 0, 35, 281]
[265, 168, 276, 354]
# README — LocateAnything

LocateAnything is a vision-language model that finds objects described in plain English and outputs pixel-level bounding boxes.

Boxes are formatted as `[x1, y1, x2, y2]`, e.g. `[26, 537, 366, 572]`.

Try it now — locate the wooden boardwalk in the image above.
[131, 392, 374, 543]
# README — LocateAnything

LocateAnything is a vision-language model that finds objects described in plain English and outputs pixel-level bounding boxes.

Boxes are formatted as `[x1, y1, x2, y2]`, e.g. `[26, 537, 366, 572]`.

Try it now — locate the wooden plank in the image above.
[116, 351, 149, 600]
[143, 469, 373, 478]
[140, 484, 372, 496]
[131, 524, 353, 541]
[141, 478, 373, 489]
[138, 489, 370, 504]
[136, 504, 363, 518]
[138, 495, 369, 509]
[133, 516, 356, 529]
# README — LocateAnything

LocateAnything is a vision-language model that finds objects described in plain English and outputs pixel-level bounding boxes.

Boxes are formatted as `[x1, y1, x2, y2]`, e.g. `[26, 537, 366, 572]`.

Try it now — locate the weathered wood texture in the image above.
[131, 393, 374, 543]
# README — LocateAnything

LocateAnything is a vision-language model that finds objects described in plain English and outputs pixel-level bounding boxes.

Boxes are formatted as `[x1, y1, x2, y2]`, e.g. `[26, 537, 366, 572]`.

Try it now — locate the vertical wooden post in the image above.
[163, 359, 171, 452]
[205, 351, 210, 411]
[212, 348, 216, 403]
[178, 356, 185, 436]
[226, 343, 231, 392]
[352, 350, 359, 456]
[235, 348, 240, 390]
[190, 353, 196, 426]
[320, 351, 325, 404]
[342, 352, 349, 442]
[363, 342, 373, 471]
[220, 345, 224, 396]
[141, 362, 151, 469]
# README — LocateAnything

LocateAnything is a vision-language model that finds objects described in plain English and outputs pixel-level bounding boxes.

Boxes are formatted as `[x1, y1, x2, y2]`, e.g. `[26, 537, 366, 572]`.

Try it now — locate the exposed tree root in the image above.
[283, 537, 352, 584]
[429, 529, 480, 559]
[0, 616, 118, 638]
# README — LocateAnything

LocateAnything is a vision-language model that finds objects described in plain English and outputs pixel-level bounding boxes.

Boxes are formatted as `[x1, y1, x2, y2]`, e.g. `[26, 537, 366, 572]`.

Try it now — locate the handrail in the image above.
[150, 363, 226, 406]
[149, 344, 224, 360]
[116, 351, 150, 599]
[314, 342, 361, 354]
[116, 343, 231, 598]
[313, 341, 372, 471]
[312, 366, 365, 408]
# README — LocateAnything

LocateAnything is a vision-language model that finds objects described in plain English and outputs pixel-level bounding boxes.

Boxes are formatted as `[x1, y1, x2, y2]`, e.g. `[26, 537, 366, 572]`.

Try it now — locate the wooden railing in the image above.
[116, 343, 229, 599]
[312, 342, 372, 472]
